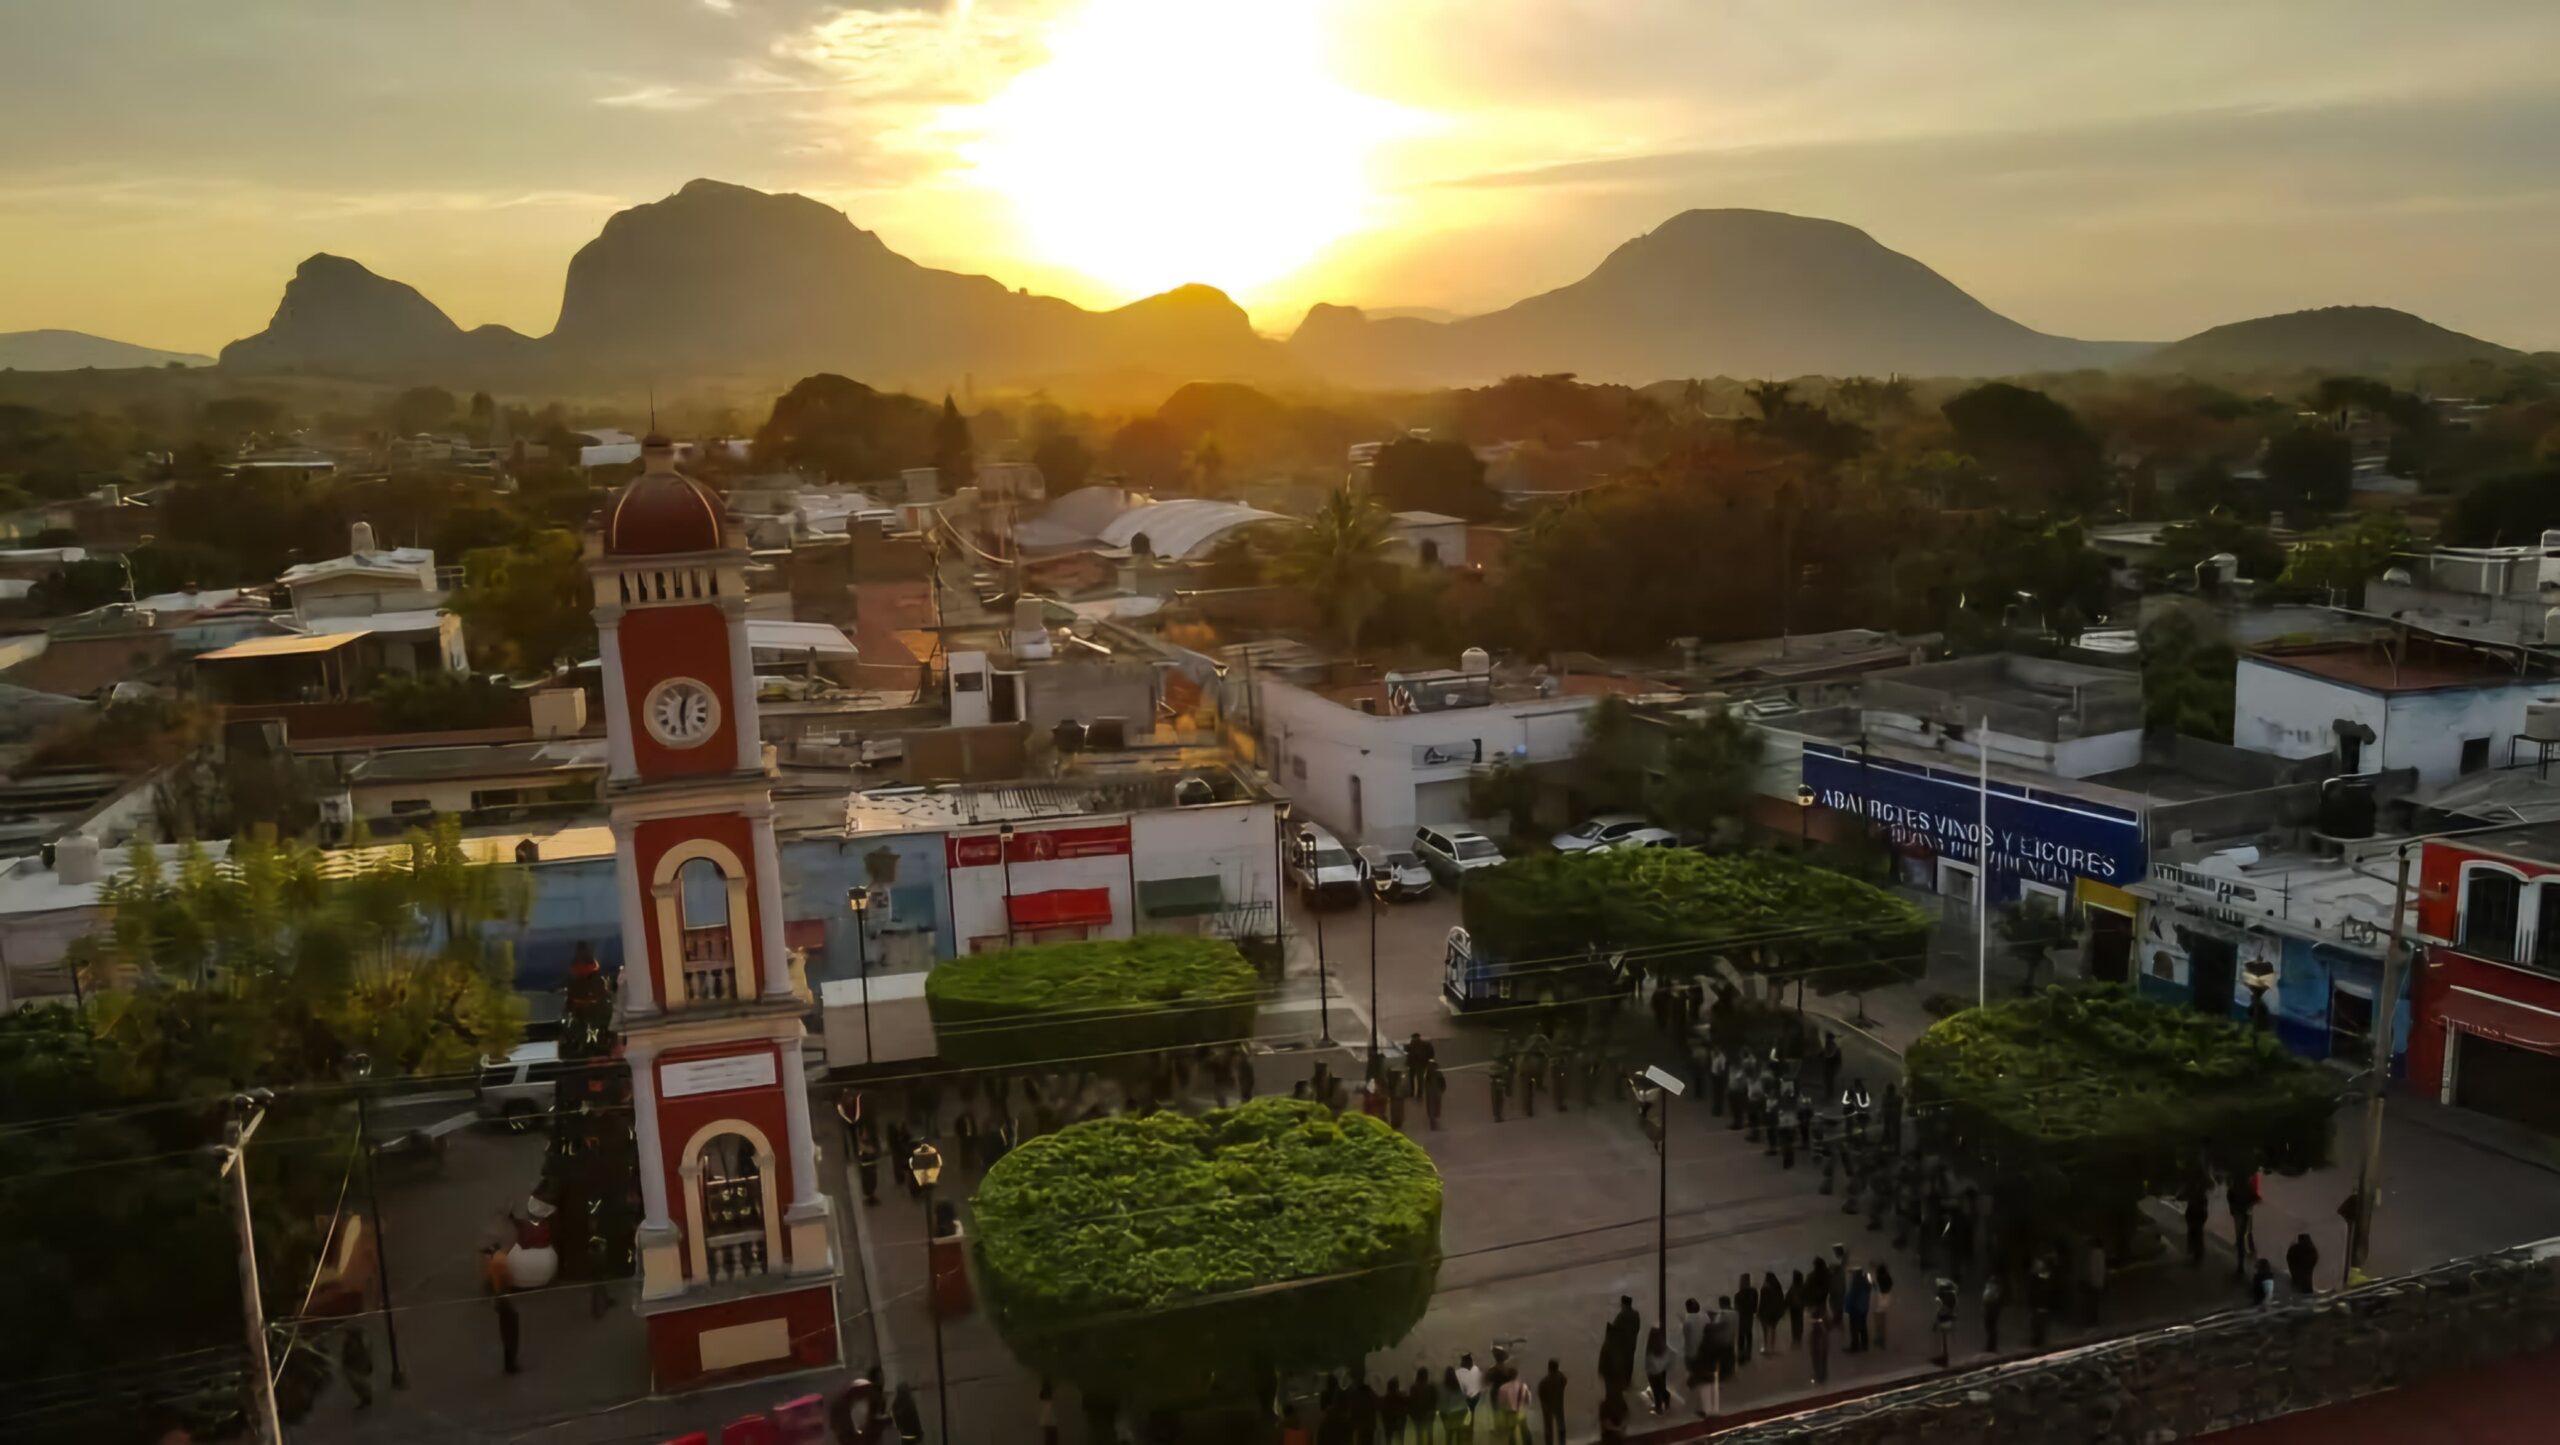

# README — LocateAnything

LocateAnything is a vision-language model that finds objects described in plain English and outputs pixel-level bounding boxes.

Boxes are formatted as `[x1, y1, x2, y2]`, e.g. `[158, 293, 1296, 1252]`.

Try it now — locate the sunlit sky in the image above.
[4, 0, 2558, 355]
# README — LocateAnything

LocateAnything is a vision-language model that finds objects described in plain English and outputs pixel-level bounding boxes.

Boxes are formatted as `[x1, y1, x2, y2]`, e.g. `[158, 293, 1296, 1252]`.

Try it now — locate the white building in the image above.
[2232, 635, 2560, 786]
[1388, 511, 1468, 569]
[1256, 655, 1638, 848]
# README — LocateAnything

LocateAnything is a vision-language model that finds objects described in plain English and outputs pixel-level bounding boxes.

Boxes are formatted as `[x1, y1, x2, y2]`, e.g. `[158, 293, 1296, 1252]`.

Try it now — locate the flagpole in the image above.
[1976, 716, 1990, 1008]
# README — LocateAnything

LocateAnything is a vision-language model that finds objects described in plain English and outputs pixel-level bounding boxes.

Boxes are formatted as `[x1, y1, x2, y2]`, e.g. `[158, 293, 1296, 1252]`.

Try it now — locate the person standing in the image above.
[1931, 1278, 1958, 1368]
[1455, 1353, 1486, 1428]
[1807, 1310, 1831, 1386]
[1871, 1261, 1894, 1349]
[2184, 1183, 2210, 1268]
[1407, 1368, 1437, 1444]
[1804, 1255, 1831, 1335]
[1424, 1063, 1446, 1132]
[1758, 1270, 1785, 1353]
[2228, 1173, 2260, 1278]
[1535, 1359, 1567, 1445]
[1353, 1374, 1382, 1445]
[1679, 1298, 1708, 1394]
[1980, 1274, 2006, 1353]
[1642, 1326, 1675, 1416]
[1494, 1368, 1532, 1444]
[2286, 1233, 2320, 1296]
[2029, 1255, 2055, 1348]
[1829, 1244, 1850, 1324]
[1786, 1267, 1809, 1346]
[1381, 1376, 1407, 1445]
[1602, 1295, 1641, 1400]
[1844, 1267, 1872, 1353]
[1406, 1033, 1436, 1094]
[1821, 1031, 1844, 1100]
[1734, 1275, 1760, 1366]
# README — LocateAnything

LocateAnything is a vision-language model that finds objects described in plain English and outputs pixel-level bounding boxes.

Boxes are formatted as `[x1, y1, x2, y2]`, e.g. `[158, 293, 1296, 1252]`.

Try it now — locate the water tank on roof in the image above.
[2318, 779, 2376, 839]
[1173, 776, 1215, 807]
[2526, 699, 2560, 742]
[1461, 646, 1491, 675]
[350, 520, 376, 555]
[53, 834, 101, 886]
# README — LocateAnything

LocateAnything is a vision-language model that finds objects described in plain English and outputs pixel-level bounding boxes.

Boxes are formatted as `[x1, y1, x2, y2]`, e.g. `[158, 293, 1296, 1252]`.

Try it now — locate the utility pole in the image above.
[2349, 846, 2413, 1276]
[1975, 718, 1991, 1007]
[220, 1092, 284, 1445]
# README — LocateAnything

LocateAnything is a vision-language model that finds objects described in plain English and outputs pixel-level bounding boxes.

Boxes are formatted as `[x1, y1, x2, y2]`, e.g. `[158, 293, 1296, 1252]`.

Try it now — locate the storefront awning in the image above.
[2437, 985, 2560, 1055]
[1008, 887, 1113, 931]
[1137, 875, 1224, 918]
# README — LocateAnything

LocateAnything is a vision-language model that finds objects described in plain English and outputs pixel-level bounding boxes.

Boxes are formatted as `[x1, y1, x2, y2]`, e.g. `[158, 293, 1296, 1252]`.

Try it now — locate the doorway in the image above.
[2453, 1032, 2560, 1136]
[2183, 931, 2239, 1019]
[2085, 907, 2133, 984]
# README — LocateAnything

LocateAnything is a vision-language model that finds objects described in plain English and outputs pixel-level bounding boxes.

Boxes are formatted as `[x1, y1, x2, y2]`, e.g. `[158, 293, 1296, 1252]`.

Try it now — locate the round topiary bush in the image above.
[924, 935, 1260, 1069]
[973, 1097, 1443, 1407]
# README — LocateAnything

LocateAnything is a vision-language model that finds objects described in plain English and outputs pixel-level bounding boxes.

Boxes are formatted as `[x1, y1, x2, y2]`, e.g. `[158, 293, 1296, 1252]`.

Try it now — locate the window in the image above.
[2537, 887, 2560, 969]
[2462, 869, 2523, 958]
[2461, 737, 2491, 775]
[953, 672, 984, 692]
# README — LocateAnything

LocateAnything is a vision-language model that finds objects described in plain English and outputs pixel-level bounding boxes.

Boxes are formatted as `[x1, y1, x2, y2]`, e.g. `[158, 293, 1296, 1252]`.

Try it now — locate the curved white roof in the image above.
[1096, 499, 1288, 561]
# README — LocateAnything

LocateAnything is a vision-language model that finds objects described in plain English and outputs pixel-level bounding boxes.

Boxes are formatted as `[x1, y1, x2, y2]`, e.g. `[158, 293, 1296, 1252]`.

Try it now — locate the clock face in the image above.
[644, 678, 720, 749]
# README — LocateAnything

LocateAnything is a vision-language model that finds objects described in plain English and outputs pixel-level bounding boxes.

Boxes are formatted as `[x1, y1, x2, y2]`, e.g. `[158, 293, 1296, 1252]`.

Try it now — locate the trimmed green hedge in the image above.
[1907, 983, 2338, 1236]
[924, 935, 1260, 1068]
[973, 1098, 1443, 1405]
[1461, 847, 1930, 994]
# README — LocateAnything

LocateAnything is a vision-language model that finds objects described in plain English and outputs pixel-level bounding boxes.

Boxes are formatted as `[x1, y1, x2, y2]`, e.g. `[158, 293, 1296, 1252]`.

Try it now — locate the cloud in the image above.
[596, 84, 715, 111]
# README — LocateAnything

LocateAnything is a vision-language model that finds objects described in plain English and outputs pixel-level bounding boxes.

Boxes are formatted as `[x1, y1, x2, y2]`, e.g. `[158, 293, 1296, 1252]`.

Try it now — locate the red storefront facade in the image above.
[2408, 833, 2560, 1135]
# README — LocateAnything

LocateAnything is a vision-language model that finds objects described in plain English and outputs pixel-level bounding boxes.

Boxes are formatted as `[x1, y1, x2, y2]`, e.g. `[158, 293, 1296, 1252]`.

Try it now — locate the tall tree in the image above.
[1644, 709, 1763, 845]
[2261, 424, 2353, 520]
[451, 529, 594, 674]
[1942, 382, 2108, 514]
[1369, 436, 1503, 520]
[750, 373, 937, 482]
[1272, 484, 1399, 656]
[932, 394, 975, 489]
[1030, 427, 1094, 495]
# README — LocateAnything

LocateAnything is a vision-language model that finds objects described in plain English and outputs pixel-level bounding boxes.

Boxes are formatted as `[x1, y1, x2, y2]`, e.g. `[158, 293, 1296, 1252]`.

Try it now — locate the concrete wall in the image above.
[1132, 799, 1281, 936]
[1258, 678, 1598, 847]
[1711, 1240, 2560, 1445]
[2234, 659, 2548, 786]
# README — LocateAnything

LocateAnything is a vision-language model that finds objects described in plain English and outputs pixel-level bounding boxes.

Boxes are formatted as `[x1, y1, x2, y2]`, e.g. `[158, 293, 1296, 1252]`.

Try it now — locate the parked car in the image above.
[1287, 823, 1365, 907]
[1586, 827, 1681, 853]
[1551, 814, 1658, 852]
[474, 1041, 567, 1132]
[1355, 844, 1436, 900]
[1415, 825, 1506, 885]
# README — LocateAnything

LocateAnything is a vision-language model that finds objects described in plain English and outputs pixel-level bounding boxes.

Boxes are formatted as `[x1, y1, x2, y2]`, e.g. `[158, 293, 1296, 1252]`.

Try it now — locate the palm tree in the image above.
[1275, 484, 1399, 656]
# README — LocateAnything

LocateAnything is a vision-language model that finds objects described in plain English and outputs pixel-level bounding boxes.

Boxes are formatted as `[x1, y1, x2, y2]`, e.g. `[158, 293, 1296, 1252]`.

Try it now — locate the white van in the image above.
[474, 1041, 566, 1131]
[1287, 823, 1365, 908]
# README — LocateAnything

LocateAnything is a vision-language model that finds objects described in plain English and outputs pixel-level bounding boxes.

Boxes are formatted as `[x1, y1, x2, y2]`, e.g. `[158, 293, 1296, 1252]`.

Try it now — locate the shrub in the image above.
[1461, 847, 1929, 996]
[973, 1098, 1442, 1406]
[924, 935, 1260, 1068]
[1906, 983, 2337, 1239]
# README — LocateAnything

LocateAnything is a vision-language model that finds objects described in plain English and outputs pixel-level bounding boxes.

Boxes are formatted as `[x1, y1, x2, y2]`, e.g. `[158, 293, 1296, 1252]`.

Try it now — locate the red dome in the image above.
[604, 469, 725, 557]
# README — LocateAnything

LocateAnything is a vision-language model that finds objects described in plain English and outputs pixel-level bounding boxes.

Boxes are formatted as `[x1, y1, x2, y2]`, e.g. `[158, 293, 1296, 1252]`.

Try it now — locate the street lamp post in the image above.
[1367, 873, 1387, 1068]
[1271, 800, 1292, 965]
[1314, 896, 1333, 1048]
[997, 823, 1017, 949]
[1795, 783, 1816, 851]
[348, 1055, 407, 1389]
[847, 888, 875, 1065]
[910, 1142, 952, 1445]
[1629, 1066, 1684, 1331]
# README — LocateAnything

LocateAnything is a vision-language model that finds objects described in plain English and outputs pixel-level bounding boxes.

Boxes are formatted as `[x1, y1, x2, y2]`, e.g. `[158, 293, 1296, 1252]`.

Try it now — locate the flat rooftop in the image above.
[843, 757, 1266, 836]
[2245, 637, 2537, 694]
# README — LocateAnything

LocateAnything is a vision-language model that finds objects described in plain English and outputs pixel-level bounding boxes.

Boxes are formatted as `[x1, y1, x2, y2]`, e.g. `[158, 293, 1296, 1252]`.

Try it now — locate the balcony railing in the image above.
[680, 926, 739, 1002]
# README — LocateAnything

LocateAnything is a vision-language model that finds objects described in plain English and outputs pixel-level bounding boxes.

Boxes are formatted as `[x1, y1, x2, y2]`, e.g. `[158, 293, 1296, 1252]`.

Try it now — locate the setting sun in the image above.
[955, 0, 1420, 310]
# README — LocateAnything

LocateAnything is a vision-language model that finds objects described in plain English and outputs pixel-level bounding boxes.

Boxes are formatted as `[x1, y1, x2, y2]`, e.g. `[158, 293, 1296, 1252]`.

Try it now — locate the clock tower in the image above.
[591, 436, 841, 1388]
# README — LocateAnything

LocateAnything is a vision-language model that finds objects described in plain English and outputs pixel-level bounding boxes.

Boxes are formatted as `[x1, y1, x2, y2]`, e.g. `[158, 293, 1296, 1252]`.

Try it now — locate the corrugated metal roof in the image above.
[746, 619, 860, 658]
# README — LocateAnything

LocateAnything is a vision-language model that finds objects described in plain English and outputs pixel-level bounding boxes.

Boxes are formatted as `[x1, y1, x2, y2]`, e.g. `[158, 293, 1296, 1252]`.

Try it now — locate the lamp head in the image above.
[1795, 785, 1816, 808]
[1275, 799, 1293, 821]
[846, 886, 871, 916]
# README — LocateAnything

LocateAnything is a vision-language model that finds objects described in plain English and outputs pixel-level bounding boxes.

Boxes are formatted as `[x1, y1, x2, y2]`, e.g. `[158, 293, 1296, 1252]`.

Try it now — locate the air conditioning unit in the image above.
[2526, 700, 2560, 743]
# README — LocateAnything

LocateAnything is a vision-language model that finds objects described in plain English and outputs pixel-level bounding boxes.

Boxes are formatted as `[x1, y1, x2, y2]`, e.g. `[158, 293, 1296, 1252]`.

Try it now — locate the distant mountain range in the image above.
[219, 179, 1276, 393]
[209, 180, 2528, 394]
[0, 329, 211, 371]
[2132, 306, 2519, 375]
[1288, 209, 2154, 384]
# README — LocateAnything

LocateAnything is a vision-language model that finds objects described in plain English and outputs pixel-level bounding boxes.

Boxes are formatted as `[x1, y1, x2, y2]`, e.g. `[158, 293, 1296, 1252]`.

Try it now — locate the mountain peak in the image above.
[2139, 304, 2517, 374]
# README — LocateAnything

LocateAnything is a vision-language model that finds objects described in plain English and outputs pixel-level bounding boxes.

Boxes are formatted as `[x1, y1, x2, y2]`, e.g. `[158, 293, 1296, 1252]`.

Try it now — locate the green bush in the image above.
[1461, 847, 1929, 995]
[924, 935, 1260, 1068]
[1906, 983, 2338, 1239]
[973, 1098, 1442, 1406]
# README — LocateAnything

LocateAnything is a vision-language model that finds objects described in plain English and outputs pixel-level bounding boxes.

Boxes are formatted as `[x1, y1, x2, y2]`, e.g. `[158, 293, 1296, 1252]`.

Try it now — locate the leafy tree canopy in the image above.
[451, 528, 593, 674]
[974, 1099, 1441, 1406]
[2261, 423, 2354, 520]
[2281, 511, 2414, 605]
[1369, 436, 1503, 521]
[2139, 608, 2238, 741]
[750, 373, 936, 482]
[1270, 484, 1400, 656]
[932, 394, 975, 488]
[924, 935, 1258, 1068]
[2439, 465, 2560, 546]
[1906, 984, 2336, 1238]
[1942, 382, 2107, 514]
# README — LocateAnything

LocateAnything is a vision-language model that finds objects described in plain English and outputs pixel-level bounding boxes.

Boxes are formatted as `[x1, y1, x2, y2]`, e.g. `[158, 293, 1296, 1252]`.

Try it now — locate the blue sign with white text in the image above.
[1799, 742, 2144, 901]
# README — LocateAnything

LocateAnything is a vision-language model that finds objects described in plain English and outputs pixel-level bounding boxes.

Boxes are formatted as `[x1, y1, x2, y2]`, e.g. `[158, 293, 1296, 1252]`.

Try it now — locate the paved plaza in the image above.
[285, 892, 2560, 1444]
